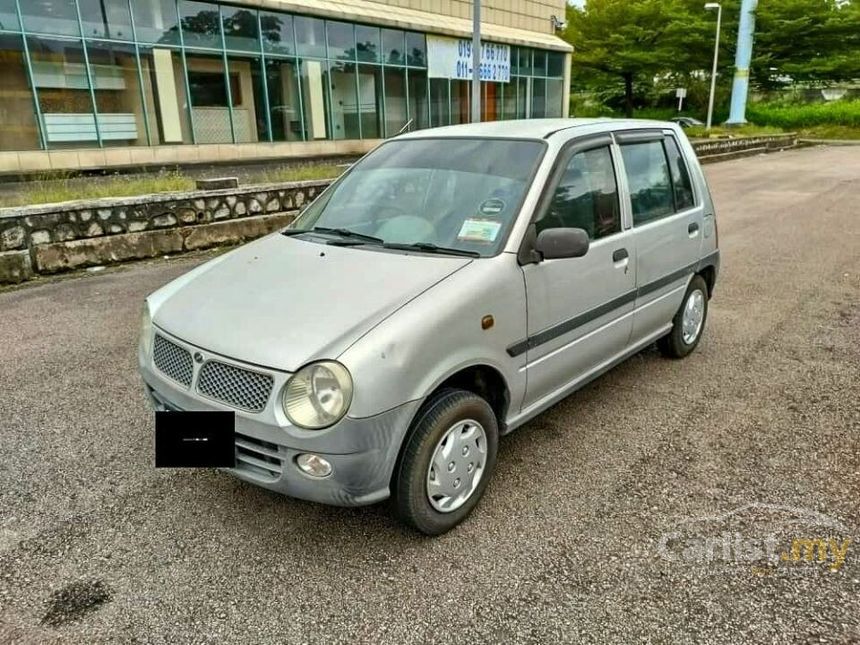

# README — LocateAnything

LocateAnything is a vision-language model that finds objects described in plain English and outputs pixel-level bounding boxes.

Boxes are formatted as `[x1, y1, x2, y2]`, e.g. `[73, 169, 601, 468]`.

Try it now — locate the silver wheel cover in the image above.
[681, 288, 706, 345]
[426, 419, 487, 513]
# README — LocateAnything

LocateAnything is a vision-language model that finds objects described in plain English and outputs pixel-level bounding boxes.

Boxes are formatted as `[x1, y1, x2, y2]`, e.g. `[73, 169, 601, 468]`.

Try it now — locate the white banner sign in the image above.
[427, 35, 511, 83]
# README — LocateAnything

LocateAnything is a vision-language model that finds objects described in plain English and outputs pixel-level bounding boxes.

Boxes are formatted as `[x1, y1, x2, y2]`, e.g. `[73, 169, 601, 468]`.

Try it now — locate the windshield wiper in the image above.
[281, 227, 384, 245]
[311, 227, 384, 244]
[381, 242, 480, 258]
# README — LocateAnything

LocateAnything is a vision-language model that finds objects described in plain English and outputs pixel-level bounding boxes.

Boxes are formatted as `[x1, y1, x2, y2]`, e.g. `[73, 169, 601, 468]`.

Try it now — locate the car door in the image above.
[519, 134, 636, 410]
[615, 131, 705, 345]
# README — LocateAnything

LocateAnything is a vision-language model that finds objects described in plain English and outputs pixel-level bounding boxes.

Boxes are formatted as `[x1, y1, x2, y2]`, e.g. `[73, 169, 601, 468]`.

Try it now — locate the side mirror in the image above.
[535, 227, 590, 260]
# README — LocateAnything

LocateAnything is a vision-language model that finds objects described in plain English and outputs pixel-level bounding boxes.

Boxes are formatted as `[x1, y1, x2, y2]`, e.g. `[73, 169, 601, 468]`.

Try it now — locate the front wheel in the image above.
[393, 389, 499, 535]
[657, 274, 709, 359]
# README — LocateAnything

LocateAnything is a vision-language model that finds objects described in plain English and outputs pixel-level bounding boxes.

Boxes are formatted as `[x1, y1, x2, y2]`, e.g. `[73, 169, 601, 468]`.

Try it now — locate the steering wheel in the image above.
[374, 215, 436, 243]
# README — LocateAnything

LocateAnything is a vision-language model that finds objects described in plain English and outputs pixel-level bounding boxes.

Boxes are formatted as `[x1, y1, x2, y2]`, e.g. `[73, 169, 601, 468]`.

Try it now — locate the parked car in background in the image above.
[671, 116, 705, 128]
[139, 119, 720, 535]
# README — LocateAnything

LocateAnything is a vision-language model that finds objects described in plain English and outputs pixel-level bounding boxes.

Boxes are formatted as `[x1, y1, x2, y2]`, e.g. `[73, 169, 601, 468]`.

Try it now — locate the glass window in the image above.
[27, 37, 99, 147]
[0, 0, 19, 31]
[21, 0, 80, 37]
[405, 32, 425, 66]
[547, 51, 565, 77]
[514, 48, 531, 76]
[0, 34, 41, 150]
[179, 1, 221, 49]
[382, 28, 404, 65]
[266, 58, 302, 141]
[299, 59, 327, 139]
[295, 16, 325, 58]
[501, 81, 516, 120]
[383, 67, 406, 136]
[221, 6, 259, 52]
[537, 146, 621, 240]
[86, 40, 148, 146]
[326, 61, 358, 140]
[131, 0, 180, 45]
[357, 64, 382, 138]
[227, 55, 267, 142]
[293, 138, 546, 257]
[356, 25, 380, 63]
[186, 52, 232, 142]
[515, 77, 528, 118]
[621, 141, 676, 225]
[407, 68, 428, 130]
[546, 78, 564, 118]
[664, 137, 695, 210]
[481, 81, 501, 122]
[450, 80, 469, 125]
[260, 11, 293, 56]
[429, 78, 449, 127]
[532, 49, 547, 76]
[531, 78, 546, 117]
[326, 21, 354, 61]
[79, 0, 132, 40]
[138, 45, 193, 144]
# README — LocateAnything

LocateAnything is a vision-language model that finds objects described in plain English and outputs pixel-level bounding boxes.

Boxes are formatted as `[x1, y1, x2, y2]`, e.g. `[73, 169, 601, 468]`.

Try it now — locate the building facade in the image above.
[0, 0, 570, 173]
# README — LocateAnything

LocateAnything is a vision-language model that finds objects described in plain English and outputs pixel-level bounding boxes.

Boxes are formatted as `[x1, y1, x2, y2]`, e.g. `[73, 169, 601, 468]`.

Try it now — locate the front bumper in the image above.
[140, 330, 421, 507]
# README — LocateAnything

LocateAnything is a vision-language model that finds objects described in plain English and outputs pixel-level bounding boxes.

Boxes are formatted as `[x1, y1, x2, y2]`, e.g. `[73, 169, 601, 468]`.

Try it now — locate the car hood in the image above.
[152, 234, 472, 372]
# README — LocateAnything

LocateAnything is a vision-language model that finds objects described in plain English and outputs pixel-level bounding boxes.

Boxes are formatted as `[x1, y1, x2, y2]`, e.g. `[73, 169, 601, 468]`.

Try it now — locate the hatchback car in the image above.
[139, 119, 719, 535]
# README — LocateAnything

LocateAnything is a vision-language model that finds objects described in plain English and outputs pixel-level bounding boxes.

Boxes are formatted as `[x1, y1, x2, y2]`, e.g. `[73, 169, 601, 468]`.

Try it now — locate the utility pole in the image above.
[471, 0, 481, 123]
[705, 3, 722, 130]
[726, 0, 758, 125]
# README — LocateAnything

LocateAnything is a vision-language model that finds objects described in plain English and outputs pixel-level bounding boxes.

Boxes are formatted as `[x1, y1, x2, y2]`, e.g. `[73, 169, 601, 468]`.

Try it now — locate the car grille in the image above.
[197, 360, 274, 413]
[153, 334, 194, 387]
[234, 432, 283, 481]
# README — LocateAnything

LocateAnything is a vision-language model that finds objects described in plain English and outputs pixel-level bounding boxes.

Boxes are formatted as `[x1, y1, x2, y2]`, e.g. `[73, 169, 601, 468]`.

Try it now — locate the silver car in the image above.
[139, 119, 719, 535]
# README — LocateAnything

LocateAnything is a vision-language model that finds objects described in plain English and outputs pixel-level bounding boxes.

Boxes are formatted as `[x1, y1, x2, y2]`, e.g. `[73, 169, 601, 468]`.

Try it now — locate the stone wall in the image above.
[0, 180, 328, 284]
[692, 133, 798, 162]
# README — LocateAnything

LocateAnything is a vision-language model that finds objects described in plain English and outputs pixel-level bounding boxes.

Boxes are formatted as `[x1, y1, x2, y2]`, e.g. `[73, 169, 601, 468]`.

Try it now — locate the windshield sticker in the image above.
[457, 219, 502, 243]
[478, 198, 506, 216]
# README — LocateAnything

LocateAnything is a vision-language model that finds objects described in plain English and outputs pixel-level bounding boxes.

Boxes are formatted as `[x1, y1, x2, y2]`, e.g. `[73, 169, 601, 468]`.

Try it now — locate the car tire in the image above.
[393, 388, 499, 536]
[657, 274, 709, 359]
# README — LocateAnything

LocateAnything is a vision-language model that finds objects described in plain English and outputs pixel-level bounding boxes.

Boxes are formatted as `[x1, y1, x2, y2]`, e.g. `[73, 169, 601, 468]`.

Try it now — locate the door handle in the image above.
[612, 248, 628, 262]
[688, 222, 700, 236]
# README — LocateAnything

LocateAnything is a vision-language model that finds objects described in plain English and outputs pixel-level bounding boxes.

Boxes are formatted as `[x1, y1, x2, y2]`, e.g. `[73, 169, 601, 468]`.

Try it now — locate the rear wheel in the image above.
[393, 389, 498, 535]
[657, 274, 709, 359]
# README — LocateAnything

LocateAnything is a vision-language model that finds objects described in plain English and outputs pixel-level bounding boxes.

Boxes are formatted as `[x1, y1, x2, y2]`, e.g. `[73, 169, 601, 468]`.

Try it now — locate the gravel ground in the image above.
[1, 145, 859, 644]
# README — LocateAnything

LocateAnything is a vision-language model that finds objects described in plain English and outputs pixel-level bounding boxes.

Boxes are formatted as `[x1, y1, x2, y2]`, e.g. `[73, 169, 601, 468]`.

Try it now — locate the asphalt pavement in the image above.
[1, 145, 859, 644]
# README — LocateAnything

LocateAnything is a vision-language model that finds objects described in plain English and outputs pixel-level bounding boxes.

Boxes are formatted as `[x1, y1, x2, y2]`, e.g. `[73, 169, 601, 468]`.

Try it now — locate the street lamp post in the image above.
[705, 2, 722, 130]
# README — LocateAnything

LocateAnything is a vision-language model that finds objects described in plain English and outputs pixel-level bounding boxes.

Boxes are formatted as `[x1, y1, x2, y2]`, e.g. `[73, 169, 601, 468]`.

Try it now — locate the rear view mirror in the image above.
[535, 228, 590, 260]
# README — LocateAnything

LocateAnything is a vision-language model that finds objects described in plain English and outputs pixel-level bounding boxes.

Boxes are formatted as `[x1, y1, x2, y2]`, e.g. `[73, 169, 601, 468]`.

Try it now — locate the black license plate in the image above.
[155, 411, 235, 468]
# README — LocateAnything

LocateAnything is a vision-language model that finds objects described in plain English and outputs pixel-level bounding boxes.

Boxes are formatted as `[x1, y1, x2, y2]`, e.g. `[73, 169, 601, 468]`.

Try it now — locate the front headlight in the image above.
[282, 361, 353, 429]
[140, 302, 153, 358]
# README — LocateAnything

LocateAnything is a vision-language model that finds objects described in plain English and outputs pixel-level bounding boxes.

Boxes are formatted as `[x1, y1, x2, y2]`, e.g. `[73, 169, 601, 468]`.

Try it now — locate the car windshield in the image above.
[291, 138, 545, 257]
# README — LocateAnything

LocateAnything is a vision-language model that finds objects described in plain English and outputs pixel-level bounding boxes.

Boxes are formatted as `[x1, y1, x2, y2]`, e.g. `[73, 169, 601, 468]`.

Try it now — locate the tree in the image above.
[563, 0, 715, 116]
[752, 0, 860, 89]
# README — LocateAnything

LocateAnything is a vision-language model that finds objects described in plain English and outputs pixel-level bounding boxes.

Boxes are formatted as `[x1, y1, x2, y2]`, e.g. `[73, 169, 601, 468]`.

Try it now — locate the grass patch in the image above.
[247, 163, 345, 184]
[0, 164, 345, 209]
[797, 124, 860, 140]
[746, 99, 860, 129]
[684, 123, 786, 138]
[1, 170, 195, 208]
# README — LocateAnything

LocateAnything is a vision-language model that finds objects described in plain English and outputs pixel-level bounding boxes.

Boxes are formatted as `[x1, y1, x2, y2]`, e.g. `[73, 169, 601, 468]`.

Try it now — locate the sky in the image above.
[569, 0, 586, 7]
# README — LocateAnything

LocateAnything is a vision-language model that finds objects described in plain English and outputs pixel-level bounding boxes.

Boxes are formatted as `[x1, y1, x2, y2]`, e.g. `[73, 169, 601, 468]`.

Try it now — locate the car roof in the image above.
[395, 118, 677, 141]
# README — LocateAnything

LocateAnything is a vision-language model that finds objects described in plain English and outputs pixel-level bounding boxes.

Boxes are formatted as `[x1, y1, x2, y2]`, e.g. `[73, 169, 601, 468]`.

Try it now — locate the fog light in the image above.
[296, 453, 332, 478]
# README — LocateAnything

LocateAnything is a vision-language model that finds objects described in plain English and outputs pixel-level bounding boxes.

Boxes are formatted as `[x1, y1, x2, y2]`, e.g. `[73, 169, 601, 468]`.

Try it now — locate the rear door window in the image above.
[620, 141, 675, 225]
[664, 136, 695, 211]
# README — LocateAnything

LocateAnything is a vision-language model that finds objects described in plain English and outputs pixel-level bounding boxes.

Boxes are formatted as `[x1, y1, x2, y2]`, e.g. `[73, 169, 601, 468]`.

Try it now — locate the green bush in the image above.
[747, 100, 860, 129]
